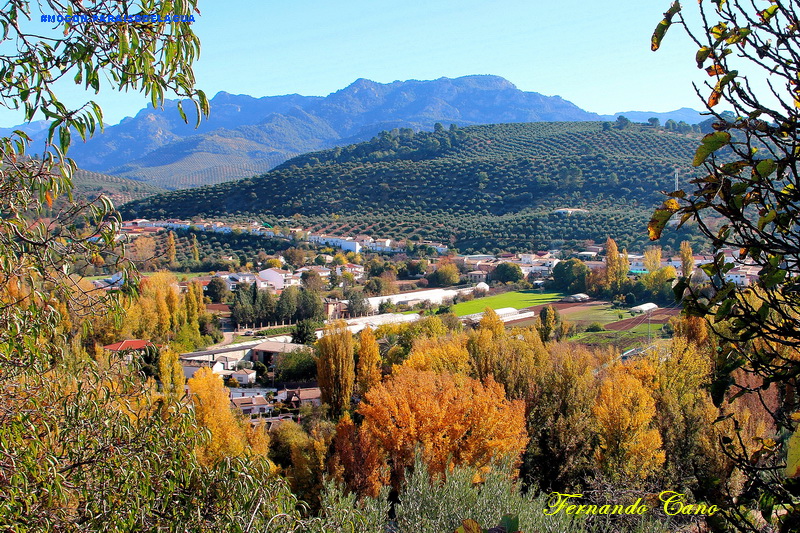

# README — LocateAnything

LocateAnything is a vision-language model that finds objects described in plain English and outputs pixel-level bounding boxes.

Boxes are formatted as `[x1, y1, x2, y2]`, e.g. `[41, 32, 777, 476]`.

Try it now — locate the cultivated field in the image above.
[450, 290, 564, 317]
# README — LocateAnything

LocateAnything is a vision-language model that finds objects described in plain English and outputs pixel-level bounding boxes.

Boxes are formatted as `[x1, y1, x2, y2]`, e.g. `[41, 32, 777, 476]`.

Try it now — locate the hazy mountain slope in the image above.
[600, 108, 706, 125]
[3, 76, 704, 192]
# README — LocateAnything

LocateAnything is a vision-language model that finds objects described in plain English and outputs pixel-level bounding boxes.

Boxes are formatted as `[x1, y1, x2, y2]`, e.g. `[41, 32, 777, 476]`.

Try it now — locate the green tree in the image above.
[276, 348, 317, 382]
[276, 285, 300, 322]
[293, 318, 320, 345]
[206, 277, 230, 304]
[297, 288, 324, 321]
[550, 258, 588, 293]
[346, 288, 371, 318]
[255, 288, 276, 323]
[492, 262, 523, 283]
[536, 305, 559, 343]
[301, 270, 325, 292]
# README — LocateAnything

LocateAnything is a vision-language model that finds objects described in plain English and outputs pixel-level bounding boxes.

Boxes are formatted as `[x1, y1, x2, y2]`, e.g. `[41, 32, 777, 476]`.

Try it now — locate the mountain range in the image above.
[4, 75, 704, 190]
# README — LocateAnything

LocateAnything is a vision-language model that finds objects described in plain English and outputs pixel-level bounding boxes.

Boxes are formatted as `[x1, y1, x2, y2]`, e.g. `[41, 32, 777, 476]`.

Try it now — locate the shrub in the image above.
[586, 322, 604, 332]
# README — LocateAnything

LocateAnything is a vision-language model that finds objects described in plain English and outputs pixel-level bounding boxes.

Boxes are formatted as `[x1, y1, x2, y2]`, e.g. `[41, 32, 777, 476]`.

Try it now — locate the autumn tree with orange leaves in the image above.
[337, 366, 528, 494]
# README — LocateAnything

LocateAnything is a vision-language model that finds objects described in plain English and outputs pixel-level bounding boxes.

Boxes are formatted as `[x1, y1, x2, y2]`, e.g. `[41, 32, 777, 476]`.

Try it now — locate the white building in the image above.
[631, 303, 659, 314]
[258, 268, 299, 290]
[308, 234, 361, 253]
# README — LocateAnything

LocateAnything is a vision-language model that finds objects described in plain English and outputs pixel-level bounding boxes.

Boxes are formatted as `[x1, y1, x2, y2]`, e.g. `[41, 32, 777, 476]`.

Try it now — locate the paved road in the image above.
[207, 319, 235, 349]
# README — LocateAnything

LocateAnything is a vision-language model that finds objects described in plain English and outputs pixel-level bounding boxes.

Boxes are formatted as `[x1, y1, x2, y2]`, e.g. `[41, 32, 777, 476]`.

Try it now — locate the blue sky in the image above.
[1, 1, 708, 127]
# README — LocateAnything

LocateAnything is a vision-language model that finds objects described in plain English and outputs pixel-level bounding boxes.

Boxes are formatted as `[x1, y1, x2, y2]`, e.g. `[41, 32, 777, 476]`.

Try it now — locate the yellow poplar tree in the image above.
[680, 240, 695, 278]
[316, 320, 355, 416]
[643, 246, 662, 273]
[187, 367, 246, 465]
[604, 237, 620, 291]
[593, 364, 665, 481]
[403, 332, 471, 375]
[166, 231, 177, 264]
[158, 348, 185, 400]
[356, 326, 382, 396]
[478, 307, 504, 337]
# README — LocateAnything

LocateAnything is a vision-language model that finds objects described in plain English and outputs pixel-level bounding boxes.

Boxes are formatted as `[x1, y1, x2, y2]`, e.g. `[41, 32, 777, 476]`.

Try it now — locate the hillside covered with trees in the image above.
[121, 120, 704, 252]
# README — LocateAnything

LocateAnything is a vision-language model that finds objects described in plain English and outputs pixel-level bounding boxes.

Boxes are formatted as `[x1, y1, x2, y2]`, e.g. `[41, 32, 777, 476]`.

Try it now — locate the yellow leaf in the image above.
[457, 519, 483, 533]
[785, 426, 800, 477]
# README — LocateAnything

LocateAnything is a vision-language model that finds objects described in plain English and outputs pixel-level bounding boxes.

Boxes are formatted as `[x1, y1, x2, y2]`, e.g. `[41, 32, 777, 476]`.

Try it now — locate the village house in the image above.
[308, 234, 362, 253]
[181, 359, 226, 380]
[258, 267, 299, 291]
[231, 368, 257, 385]
[227, 272, 272, 291]
[337, 263, 365, 280]
[295, 265, 332, 278]
[230, 394, 273, 417]
[251, 340, 312, 366]
[467, 270, 488, 283]
[276, 387, 322, 408]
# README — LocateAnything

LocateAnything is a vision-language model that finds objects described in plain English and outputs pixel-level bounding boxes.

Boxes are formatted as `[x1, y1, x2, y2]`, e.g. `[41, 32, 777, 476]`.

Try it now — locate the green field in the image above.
[451, 290, 564, 317]
[559, 303, 629, 324]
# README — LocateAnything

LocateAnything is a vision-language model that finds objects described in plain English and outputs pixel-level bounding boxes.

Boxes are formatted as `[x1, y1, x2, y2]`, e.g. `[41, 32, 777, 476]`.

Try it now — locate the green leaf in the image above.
[758, 209, 777, 231]
[651, 2, 682, 51]
[761, 268, 787, 288]
[755, 158, 777, 178]
[715, 298, 735, 322]
[760, 5, 779, 23]
[716, 70, 738, 92]
[59, 125, 71, 153]
[696, 46, 711, 68]
[498, 514, 520, 533]
[119, 28, 129, 56]
[176, 100, 187, 124]
[693, 131, 731, 166]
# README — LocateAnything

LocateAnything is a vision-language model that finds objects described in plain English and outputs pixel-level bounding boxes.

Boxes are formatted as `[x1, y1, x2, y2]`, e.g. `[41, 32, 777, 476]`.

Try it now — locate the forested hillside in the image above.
[72, 168, 166, 204]
[121, 121, 702, 252]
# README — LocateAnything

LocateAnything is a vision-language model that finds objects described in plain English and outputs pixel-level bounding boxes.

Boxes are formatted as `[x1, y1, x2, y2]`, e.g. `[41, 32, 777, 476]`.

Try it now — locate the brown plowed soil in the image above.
[603, 307, 681, 331]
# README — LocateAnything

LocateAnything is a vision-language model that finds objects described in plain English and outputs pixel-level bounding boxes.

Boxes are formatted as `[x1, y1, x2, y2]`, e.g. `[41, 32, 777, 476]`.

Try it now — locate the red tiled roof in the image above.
[103, 339, 154, 352]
